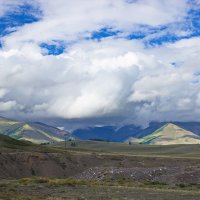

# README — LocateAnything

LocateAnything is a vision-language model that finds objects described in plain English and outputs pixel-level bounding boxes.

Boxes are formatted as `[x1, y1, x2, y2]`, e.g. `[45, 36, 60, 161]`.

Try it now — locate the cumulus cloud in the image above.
[0, 101, 17, 112]
[0, 0, 200, 127]
[1, 37, 200, 125]
[0, 88, 8, 98]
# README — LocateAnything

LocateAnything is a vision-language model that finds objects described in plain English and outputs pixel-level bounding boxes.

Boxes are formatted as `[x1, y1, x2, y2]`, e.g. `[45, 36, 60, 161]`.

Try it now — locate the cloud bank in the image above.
[0, 0, 200, 127]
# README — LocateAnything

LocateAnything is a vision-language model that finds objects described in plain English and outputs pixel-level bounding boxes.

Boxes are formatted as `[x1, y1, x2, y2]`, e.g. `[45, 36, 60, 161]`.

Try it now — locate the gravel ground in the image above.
[73, 166, 200, 184]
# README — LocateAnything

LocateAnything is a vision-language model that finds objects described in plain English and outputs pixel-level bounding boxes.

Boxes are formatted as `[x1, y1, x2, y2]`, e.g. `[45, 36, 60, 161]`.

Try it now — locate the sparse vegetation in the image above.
[1, 134, 200, 199]
[18, 177, 49, 185]
[4, 177, 198, 191]
[50, 139, 200, 158]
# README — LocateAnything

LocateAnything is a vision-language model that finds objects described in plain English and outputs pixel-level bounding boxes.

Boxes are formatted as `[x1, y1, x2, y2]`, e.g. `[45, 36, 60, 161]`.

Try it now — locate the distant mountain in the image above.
[111, 125, 142, 141]
[0, 116, 71, 144]
[3, 115, 200, 144]
[73, 125, 143, 142]
[128, 123, 200, 145]
[72, 123, 165, 142]
[139, 121, 200, 138]
[172, 122, 200, 136]
[72, 121, 200, 142]
[72, 126, 116, 141]
[135, 122, 166, 138]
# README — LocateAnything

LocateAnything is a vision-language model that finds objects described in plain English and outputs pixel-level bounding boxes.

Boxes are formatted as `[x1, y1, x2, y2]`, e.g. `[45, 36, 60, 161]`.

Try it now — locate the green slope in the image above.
[0, 133, 33, 149]
[50, 139, 200, 158]
[0, 133, 64, 153]
[0, 117, 69, 144]
[128, 123, 200, 145]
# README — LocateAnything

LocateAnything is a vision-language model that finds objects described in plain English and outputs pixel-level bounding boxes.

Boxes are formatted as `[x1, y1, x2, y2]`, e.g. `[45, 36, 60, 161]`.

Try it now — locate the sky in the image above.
[0, 0, 200, 129]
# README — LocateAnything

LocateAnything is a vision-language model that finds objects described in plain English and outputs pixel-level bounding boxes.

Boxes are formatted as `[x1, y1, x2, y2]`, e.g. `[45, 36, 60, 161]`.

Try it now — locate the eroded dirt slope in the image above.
[0, 152, 200, 184]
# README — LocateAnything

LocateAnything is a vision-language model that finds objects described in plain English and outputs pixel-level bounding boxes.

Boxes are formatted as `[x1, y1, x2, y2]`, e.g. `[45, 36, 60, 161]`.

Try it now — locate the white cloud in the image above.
[0, 0, 23, 17]
[1, 36, 200, 125]
[0, 88, 8, 98]
[0, 101, 17, 112]
[0, 0, 200, 126]
[2, 0, 188, 48]
[177, 98, 192, 111]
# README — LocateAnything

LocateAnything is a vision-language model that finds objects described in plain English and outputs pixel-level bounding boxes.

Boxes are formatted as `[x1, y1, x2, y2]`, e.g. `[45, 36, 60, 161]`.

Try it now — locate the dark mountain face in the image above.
[72, 125, 142, 142]
[136, 122, 166, 138]
[72, 122, 167, 142]
[72, 126, 116, 141]
[112, 125, 142, 142]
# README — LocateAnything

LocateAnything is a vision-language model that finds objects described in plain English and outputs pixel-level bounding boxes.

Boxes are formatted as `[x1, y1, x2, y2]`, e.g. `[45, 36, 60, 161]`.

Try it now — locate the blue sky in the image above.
[0, 0, 199, 52]
[0, 1, 198, 52]
[0, 2, 41, 46]
[0, 0, 200, 127]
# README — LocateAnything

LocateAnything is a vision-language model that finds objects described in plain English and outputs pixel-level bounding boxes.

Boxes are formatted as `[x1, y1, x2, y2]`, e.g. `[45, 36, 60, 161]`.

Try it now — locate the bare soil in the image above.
[0, 152, 200, 184]
[1, 183, 200, 200]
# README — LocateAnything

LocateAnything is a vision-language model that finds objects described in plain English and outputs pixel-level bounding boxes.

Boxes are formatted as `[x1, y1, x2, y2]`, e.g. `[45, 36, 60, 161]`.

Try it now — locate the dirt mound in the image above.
[0, 152, 81, 179]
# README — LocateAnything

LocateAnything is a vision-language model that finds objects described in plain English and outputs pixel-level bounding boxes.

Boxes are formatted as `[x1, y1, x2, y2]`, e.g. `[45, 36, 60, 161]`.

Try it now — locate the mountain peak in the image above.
[0, 117, 69, 144]
[129, 123, 200, 145]
[157, 123, 195, 137]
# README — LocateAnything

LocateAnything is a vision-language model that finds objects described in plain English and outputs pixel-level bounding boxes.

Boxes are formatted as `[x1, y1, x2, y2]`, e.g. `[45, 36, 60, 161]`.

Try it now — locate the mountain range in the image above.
[1, 115, 200, 145]
[72, 121, 200, 142]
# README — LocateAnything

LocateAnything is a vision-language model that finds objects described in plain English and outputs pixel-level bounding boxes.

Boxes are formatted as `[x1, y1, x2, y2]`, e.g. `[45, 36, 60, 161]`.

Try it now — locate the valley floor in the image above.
[0, 141, 200, 199]
[1, 181, 200, 200]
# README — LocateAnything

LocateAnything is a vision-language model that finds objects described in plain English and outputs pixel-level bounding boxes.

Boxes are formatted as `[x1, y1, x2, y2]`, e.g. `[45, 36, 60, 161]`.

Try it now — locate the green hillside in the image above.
[128, 123, 200, 145]
[0, 134, 38, 153]
[0, 133, 28, 146]
[0, 117, 68, 144]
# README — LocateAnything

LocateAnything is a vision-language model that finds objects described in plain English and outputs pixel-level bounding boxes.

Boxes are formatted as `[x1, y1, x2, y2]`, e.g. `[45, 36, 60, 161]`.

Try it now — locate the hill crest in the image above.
[0, 117, 71, 144]
[128, 123, 200, 145]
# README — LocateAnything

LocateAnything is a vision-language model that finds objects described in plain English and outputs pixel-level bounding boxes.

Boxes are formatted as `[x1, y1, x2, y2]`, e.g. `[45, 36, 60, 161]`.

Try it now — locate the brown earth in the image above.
[0, 152, 200, 185]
